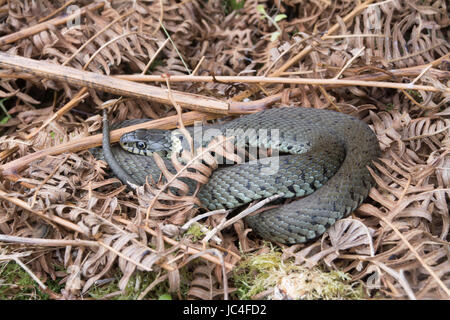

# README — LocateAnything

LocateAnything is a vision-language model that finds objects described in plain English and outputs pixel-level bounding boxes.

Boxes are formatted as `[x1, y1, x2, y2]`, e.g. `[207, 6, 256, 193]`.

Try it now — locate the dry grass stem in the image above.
[115, 74, 448, 93]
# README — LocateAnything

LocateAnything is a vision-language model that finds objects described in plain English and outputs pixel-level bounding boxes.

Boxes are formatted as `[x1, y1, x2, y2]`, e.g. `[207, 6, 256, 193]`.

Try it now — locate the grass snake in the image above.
[93, 107, 380, 244]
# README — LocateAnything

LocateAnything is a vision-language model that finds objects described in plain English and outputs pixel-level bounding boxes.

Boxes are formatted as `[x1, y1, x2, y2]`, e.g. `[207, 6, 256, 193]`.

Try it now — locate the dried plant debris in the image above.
[233, 245, 365, 300]
[0, 0, 449, 300]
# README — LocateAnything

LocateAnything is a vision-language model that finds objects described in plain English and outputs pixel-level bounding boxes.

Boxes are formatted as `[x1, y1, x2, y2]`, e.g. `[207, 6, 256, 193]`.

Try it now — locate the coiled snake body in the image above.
[94, 107, 380, 244]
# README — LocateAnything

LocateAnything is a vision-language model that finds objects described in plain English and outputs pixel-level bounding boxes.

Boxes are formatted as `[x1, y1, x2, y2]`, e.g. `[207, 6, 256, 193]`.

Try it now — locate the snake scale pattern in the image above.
[93, 107, 380, 244]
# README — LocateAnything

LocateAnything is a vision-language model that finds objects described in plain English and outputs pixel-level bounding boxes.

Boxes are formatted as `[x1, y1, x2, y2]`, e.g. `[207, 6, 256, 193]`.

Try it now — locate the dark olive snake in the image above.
[93, 107, 380, 244]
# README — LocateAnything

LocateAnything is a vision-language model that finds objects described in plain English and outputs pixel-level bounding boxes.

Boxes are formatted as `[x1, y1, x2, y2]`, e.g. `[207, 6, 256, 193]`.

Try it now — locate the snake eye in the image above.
[136, 141, 147, 150]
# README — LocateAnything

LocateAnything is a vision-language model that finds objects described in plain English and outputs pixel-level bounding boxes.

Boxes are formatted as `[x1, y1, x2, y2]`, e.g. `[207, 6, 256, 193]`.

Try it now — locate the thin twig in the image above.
[141, 38, 170, 75]
[115, 74, 448, 93]
[192, 56, 205, 76]
[402, 124, 450, 141]
[38, 0, 77, 23]
[271, 0, 375, 77]
[181, 209, 229, 232]
[0, 234, 98, 247]
[159, 22, 191, 74]
[322, 34, 388, 39]
[410, 64, 433, 85]
[333, 47, 365, 80]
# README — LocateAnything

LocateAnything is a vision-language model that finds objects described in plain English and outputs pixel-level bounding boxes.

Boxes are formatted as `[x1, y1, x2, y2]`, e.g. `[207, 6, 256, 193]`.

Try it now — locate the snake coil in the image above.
[94, 107, 380, 244]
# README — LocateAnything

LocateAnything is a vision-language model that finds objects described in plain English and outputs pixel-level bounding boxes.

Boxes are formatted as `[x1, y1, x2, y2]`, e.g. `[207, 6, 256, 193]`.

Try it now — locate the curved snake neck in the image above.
[97, 107, 380, 244]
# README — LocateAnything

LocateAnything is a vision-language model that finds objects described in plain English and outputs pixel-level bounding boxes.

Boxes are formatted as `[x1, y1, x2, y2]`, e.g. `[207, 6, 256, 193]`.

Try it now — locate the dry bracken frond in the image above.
[0, 0, 448, 300]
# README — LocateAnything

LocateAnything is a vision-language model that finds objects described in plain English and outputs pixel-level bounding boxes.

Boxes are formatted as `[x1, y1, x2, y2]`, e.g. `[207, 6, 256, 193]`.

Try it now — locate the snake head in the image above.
[120, 129, 172, 157]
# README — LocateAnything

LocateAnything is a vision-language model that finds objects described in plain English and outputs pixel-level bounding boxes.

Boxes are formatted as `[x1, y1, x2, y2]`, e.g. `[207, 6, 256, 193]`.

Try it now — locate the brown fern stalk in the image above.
[115, 74, 448, 93]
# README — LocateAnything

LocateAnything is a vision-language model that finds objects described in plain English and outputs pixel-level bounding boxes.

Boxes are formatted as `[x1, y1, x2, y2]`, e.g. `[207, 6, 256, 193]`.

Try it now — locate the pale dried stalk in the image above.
[0, 234, 98, 247]
[192, 56, 206, 75]
[38, 0, 77, 23]
[410, 65, 433, 85]
[181, 209, 229, 232]
[322, 34, 387, 39]
[141, 38, 170, 75]
[164, 77, 193, 152]
[333, 47, 365, 80]
[116, 74, 447, 93]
